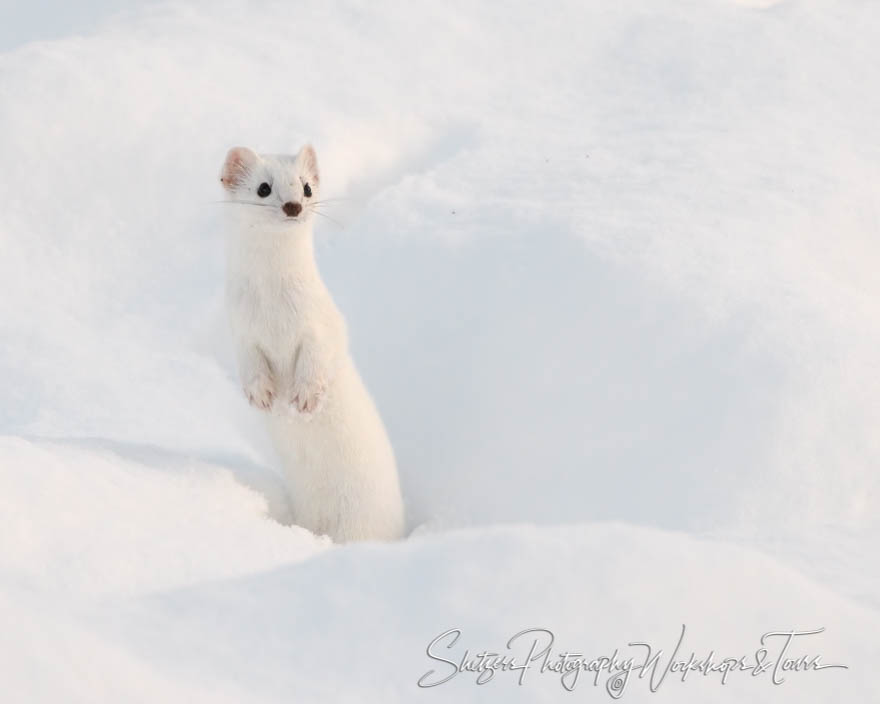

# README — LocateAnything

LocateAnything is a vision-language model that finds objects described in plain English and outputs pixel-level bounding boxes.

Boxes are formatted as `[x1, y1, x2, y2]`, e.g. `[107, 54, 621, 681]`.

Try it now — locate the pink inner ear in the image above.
[299, 145, 320, 186]
[220, 147, 256, 190]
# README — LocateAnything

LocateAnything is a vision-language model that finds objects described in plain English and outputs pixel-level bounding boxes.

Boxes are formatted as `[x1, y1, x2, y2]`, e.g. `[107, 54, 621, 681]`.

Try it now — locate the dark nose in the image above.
[282, 201, 302, 217]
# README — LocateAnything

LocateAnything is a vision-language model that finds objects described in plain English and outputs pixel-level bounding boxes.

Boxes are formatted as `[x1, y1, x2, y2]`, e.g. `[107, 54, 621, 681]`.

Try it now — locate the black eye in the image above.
[257, 182, 271, 198]
[303, 183, 312, 198]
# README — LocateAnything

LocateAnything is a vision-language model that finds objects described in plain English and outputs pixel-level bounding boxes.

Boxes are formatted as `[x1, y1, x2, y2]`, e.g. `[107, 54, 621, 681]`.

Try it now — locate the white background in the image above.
[0, 0, 877, 701]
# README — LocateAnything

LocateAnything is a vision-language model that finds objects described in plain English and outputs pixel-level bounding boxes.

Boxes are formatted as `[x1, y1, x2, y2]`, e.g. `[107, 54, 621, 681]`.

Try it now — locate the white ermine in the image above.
[220, 144, 404, 542]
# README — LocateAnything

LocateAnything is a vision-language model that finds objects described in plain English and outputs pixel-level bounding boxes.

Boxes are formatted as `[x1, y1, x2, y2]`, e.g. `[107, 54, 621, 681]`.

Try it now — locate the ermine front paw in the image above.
[244, 374, 276, 411]
[290, 378, 326, 415]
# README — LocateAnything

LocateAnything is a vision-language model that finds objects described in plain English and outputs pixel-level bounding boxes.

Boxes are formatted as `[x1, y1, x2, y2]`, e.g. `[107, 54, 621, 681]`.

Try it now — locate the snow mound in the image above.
[0, 0, 877, 701]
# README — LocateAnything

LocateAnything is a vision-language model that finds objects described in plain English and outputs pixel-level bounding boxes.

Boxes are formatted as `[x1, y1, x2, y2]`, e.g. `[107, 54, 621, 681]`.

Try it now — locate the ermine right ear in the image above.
[220, 146, 258, 191]
[296, 144, 320, 187]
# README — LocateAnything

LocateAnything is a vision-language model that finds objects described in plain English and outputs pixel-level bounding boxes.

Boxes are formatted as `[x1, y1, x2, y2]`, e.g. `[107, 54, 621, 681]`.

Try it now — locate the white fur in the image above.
[221, 145, 404, 542]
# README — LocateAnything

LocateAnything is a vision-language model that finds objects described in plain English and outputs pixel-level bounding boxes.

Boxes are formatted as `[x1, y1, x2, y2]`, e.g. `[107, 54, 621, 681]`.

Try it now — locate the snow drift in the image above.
[0, 0, 877, 701]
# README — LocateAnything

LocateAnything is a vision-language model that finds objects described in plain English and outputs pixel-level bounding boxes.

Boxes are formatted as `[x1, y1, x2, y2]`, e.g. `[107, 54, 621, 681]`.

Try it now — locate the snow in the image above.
[0, 0, 878, 701]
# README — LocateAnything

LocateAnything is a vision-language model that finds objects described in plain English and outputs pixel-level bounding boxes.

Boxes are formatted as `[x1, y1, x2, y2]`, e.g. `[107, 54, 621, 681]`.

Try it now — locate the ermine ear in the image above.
[297, 144, 320, 186]
[220, 146, 258, 191]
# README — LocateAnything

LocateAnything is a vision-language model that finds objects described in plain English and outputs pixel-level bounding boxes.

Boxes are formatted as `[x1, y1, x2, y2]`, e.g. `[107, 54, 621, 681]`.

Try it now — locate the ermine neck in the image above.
[232, 222, 320, 281]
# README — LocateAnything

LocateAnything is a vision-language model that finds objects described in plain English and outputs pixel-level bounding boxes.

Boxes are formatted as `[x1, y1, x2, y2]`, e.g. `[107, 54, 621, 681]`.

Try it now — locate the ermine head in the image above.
[220, 145, 320, 226]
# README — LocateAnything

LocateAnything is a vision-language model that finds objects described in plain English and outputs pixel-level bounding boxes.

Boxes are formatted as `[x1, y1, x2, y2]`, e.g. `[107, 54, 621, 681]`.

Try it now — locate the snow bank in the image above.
[0, 0, 877, 700]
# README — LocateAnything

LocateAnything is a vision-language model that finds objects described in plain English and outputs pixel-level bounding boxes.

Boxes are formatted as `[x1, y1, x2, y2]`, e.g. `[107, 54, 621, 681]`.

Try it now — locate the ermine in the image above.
[220, 144, 404, 542]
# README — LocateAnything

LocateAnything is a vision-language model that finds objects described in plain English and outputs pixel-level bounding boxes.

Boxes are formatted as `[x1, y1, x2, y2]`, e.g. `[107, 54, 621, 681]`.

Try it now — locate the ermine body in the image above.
[220, 145, 404, 542]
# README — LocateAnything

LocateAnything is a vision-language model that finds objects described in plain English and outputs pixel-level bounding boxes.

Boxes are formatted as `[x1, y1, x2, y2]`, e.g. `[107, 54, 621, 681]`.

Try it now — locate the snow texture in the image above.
[0, 0, 877, 701]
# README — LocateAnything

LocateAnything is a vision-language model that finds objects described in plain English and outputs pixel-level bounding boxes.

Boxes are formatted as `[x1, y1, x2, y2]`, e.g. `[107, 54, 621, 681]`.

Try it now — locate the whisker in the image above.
[308, 197, 351, 205]
[212, 200, 277, 208]
[213, 200, 346, 228]
[310, 209, 344, 228]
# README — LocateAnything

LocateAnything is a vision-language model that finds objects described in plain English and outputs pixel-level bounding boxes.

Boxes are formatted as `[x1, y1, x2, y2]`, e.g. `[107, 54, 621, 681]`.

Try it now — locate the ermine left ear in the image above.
[220, 146, 258, 191]
[297, 144, 320, 186]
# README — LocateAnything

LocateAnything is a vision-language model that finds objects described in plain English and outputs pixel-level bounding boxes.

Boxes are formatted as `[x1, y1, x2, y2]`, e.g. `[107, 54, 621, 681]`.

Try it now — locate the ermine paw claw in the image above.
[290, 381, 325, 415]
[244, 374, 275, 411]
